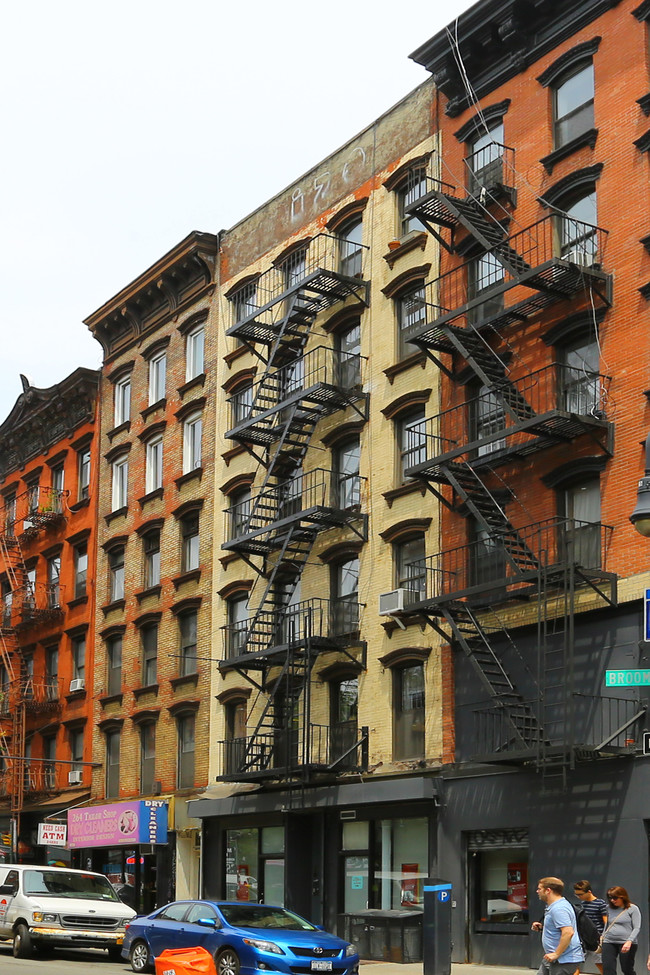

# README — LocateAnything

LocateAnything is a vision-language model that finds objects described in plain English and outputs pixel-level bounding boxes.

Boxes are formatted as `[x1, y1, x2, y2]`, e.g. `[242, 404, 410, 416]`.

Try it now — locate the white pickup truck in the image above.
[0, 863, 136, 959]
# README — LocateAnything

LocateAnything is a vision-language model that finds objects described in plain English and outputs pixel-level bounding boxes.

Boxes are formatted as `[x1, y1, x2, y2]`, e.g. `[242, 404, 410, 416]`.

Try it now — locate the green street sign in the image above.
[605, 670, 650, 686]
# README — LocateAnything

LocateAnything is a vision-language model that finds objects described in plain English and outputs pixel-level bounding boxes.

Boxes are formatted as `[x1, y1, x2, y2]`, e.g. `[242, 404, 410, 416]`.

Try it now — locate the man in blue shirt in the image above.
[532, 877, 584, 975]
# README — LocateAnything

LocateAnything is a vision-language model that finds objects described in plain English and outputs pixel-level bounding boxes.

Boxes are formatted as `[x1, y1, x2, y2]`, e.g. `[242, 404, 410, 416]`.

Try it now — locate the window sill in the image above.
[141, 398, 167, 421]
[382, 482, 428, 508]
[383, 352, 428, 384]
[175, 467, 203, 489]
[135, 585, 162, 603]
[99, 692, 123, 707]
[67, 594, 88, 609]
[133, 683, 159, 700]
[172, 569, 201, 589]
[170, 673, 199, 690]
[106, 420, 131, 442]
[178, 373, 206, 397]
[69, 497, 91, 513]
[138, 487, 164, 508]
[539, 127, 598, 174]
[101, 598, 126, 616]
[383, 231, 429, 268]
[105, 506, 128, 525]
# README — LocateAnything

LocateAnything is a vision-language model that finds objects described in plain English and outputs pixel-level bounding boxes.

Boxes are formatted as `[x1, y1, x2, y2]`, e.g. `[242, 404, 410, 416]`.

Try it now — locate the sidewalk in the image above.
[360, 964, 532, 975]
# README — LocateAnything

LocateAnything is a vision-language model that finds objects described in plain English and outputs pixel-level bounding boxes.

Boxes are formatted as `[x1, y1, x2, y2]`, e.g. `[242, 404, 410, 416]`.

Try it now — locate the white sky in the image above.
[0, 0, 474, 422]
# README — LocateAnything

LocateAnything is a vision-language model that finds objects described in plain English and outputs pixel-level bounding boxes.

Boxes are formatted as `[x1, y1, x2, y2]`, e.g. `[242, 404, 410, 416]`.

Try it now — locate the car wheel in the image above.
[13, 922, 33, 959]
[130, 939, 152, 973]
[216, 947, 241, 975]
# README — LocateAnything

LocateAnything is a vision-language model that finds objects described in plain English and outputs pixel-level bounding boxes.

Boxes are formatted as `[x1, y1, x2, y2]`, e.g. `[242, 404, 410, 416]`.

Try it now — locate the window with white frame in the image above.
[78, 448, 91, 502]
[111, 454, 128, 510]
[553, 61, 594, 149]
[181, 510, 200, 572]
[148, 351, 167, 405]
[231, 280, 258, 324]
[143, 529, 161, 589]
[145, 436, 163, 494]
[397, 167, 428, 237]
[108, 546, 125, 602]
[397, 283, 427, 357]
[186, 324, 205, 381]
[72, 634, 86, 683]
[398, 409, 426, 478]
[73, 542, 88, 599]
[183, 412, 202, 473]
[114, 375, 131, 427]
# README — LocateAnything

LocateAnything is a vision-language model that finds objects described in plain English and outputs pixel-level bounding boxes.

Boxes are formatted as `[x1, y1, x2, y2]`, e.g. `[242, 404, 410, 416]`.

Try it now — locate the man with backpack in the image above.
[574, 880, 608, 974]
[532, 877, 584, 975]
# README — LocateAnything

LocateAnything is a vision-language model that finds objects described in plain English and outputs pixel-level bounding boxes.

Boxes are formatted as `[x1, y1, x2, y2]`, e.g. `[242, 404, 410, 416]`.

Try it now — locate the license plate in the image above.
[311, 962, 332, 971]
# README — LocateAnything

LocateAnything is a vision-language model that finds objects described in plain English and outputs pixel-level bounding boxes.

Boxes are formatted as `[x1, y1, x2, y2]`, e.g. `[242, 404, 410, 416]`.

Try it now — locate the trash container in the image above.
[155, 946, 217, 975]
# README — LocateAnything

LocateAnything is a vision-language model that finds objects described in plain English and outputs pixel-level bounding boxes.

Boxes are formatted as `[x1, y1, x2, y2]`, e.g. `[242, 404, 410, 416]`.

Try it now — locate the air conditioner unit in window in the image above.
[566, 247, 593, 267]
[68, 770, 83, 785]
[69, 678, 85, 693]
[379, 588, 419, 616]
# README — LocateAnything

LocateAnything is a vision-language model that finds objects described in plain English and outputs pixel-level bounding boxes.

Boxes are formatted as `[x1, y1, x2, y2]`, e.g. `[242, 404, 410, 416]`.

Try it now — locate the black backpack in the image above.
[573, 905, 601, 952]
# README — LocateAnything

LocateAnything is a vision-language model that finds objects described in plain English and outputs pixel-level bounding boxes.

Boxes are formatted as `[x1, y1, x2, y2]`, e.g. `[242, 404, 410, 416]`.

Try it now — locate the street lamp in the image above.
[631, 432, 650, 536]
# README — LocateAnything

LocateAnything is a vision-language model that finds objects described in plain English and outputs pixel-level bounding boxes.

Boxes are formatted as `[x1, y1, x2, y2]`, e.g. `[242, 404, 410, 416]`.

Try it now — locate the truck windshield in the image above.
[23, 870, 120, 901]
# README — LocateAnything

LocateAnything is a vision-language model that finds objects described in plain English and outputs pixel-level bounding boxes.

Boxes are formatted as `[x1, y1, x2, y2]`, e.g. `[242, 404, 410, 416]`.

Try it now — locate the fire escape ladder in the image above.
[441, 602, 542, 749]
[443, 324, 537, 426]
[537, 559, 574, 790]
[444, 463, 540, 576]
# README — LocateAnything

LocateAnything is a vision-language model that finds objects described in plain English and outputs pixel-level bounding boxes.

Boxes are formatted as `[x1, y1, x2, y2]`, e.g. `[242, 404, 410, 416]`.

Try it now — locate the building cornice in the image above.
[410, 0, 621, 117]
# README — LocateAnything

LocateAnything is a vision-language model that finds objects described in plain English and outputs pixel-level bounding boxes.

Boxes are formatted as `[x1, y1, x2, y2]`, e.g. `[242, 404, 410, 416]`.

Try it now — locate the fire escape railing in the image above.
[227, 233, 370, 340]
[403, 363, 611, 469]
[401, 215, 609, 342]
[223, 469, 364, 549]
[222, 596, 361, 662]
[405, 517, 613, 606]
[220, 722, 369, 778]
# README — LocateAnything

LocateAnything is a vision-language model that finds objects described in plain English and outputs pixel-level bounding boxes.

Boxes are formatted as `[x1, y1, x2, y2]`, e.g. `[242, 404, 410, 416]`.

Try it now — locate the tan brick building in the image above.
[84, 231, 218, 909]
[190, 81, 447, 948]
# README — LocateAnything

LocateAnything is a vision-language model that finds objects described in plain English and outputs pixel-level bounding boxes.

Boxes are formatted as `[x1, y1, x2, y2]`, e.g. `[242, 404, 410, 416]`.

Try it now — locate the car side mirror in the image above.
[197, 917, 220, 928]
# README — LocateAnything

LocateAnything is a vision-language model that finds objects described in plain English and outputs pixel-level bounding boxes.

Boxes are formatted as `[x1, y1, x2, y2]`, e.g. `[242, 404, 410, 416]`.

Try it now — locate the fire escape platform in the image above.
[223, 505, 359, 555]
[225, 382, 364, 447]
[226, 268, 369, 345]
[405, 410, 610, 480]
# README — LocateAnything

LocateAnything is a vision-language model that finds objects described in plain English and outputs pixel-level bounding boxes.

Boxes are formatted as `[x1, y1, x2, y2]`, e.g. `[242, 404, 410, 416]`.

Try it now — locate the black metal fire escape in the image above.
[218, 234, 369, 783]
[395, 154, 620, 779]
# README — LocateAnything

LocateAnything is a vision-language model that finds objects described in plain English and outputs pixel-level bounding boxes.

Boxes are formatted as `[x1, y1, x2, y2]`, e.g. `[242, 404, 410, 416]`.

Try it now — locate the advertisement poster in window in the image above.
[237, 864, 251, 901]
[400, 862, 420, 906]
[507, 862, 528, 910]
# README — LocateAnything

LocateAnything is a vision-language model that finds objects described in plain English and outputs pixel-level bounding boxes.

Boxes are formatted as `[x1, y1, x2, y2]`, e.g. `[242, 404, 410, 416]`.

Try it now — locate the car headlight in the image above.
[242, 937, 285, 955]
[33, 912, 58, 923]
[121, 918, 133, 926]
[345, 944, 357, 957]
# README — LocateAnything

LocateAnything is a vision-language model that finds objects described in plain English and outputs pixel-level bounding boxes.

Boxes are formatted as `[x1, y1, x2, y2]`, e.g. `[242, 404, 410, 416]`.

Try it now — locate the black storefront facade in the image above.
[191, 602, 650, 968]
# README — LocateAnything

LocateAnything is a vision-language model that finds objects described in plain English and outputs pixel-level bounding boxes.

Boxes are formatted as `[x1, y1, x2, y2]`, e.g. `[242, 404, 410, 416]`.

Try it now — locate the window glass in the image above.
[475, 385, 507, 456]
[78, 449, 91, 502]
[111, 455, 128, 510]
[342, 820, 369, 850]
[332, 558, 359, 636]
[186, 325, 205, 381]
[72, 635, 86, 681]
[394, 664, 425, 759]
[335, 440, 361, 509]
[398, 285, 427, 356]
[146, 437, 163, 494]
[560, 192, 598, 260]
[107, 635, 122, 696]
[225, 827, 260, 903]
[140, 723, 156, 794]
[143, 530, 161, 589]
[141, 624, 158, 686]
[183, 413, 202, 473]
[181, 512, 200, 572]
[339, 218, 363, 278]
[232, 281, 258, 324]
[114, 376, 131, 427]
[178, 713, 195, 789]
[470, 841, 529, 928]
[562, 335, 599, 413]
[179, 611, 198, 675]
[227, 595, 249, 658]
[377, 817, 428, 909]
[109, 547, 125, 602]
[74, 543, 88, 598]
[106, 730, 120, 798]
[399, 409, 426, 476]
[398, 168, 428, 236]
[232, 384, 253, 426]
[468, 121, 504, 190]
[564, 478, 601, 566]
[554, 62, 594, 148]
[337, 321, 361, 387]
[149, 352, 167, 405]
[396, 536, 426, 598]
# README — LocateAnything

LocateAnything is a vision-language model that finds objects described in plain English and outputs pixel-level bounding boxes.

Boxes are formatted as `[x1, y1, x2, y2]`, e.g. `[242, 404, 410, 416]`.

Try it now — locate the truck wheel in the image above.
[13, 922, 33, 959]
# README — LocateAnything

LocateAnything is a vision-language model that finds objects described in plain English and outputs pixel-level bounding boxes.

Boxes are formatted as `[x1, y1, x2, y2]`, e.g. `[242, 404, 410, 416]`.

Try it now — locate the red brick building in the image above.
[0, 368, 99, 862]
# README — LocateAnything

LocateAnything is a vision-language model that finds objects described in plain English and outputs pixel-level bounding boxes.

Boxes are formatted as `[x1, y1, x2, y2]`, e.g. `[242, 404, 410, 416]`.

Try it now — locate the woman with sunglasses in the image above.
[602, 886, 641, 975]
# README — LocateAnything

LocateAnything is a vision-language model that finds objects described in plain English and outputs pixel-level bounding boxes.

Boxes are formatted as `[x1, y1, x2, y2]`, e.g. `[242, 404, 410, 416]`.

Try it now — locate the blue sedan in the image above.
[122, 900, 360, 975]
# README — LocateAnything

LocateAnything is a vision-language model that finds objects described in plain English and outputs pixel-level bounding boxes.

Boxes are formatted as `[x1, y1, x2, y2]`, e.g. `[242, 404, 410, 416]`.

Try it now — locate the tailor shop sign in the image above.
[67, 800, 168, 849]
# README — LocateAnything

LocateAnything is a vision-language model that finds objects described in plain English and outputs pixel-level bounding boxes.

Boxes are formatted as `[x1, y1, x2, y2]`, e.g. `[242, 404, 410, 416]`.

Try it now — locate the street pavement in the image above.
[360, 965, 532, 975]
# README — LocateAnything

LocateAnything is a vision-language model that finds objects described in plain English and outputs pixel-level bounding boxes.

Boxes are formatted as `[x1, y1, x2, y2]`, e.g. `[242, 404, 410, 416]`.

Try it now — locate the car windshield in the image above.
[23, 870, 120, 901]
[219, 905, 316, 931]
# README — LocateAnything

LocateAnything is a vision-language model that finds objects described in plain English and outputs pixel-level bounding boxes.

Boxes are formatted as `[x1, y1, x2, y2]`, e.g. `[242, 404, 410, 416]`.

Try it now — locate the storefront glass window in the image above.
[226, 827, 260, 903]
[261, 826, 284, 854]
[264, 858, 285, 906]
[377, 817, 428, 910]
[344, 855, 369, 912]
[342, 821, 369, 850]
[468, 830, 529, 931]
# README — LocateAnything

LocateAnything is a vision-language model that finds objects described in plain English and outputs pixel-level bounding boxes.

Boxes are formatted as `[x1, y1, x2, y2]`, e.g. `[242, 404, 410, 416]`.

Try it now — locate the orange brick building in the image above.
[386, 0, 650, 965]
[0, 368, 99, 862]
